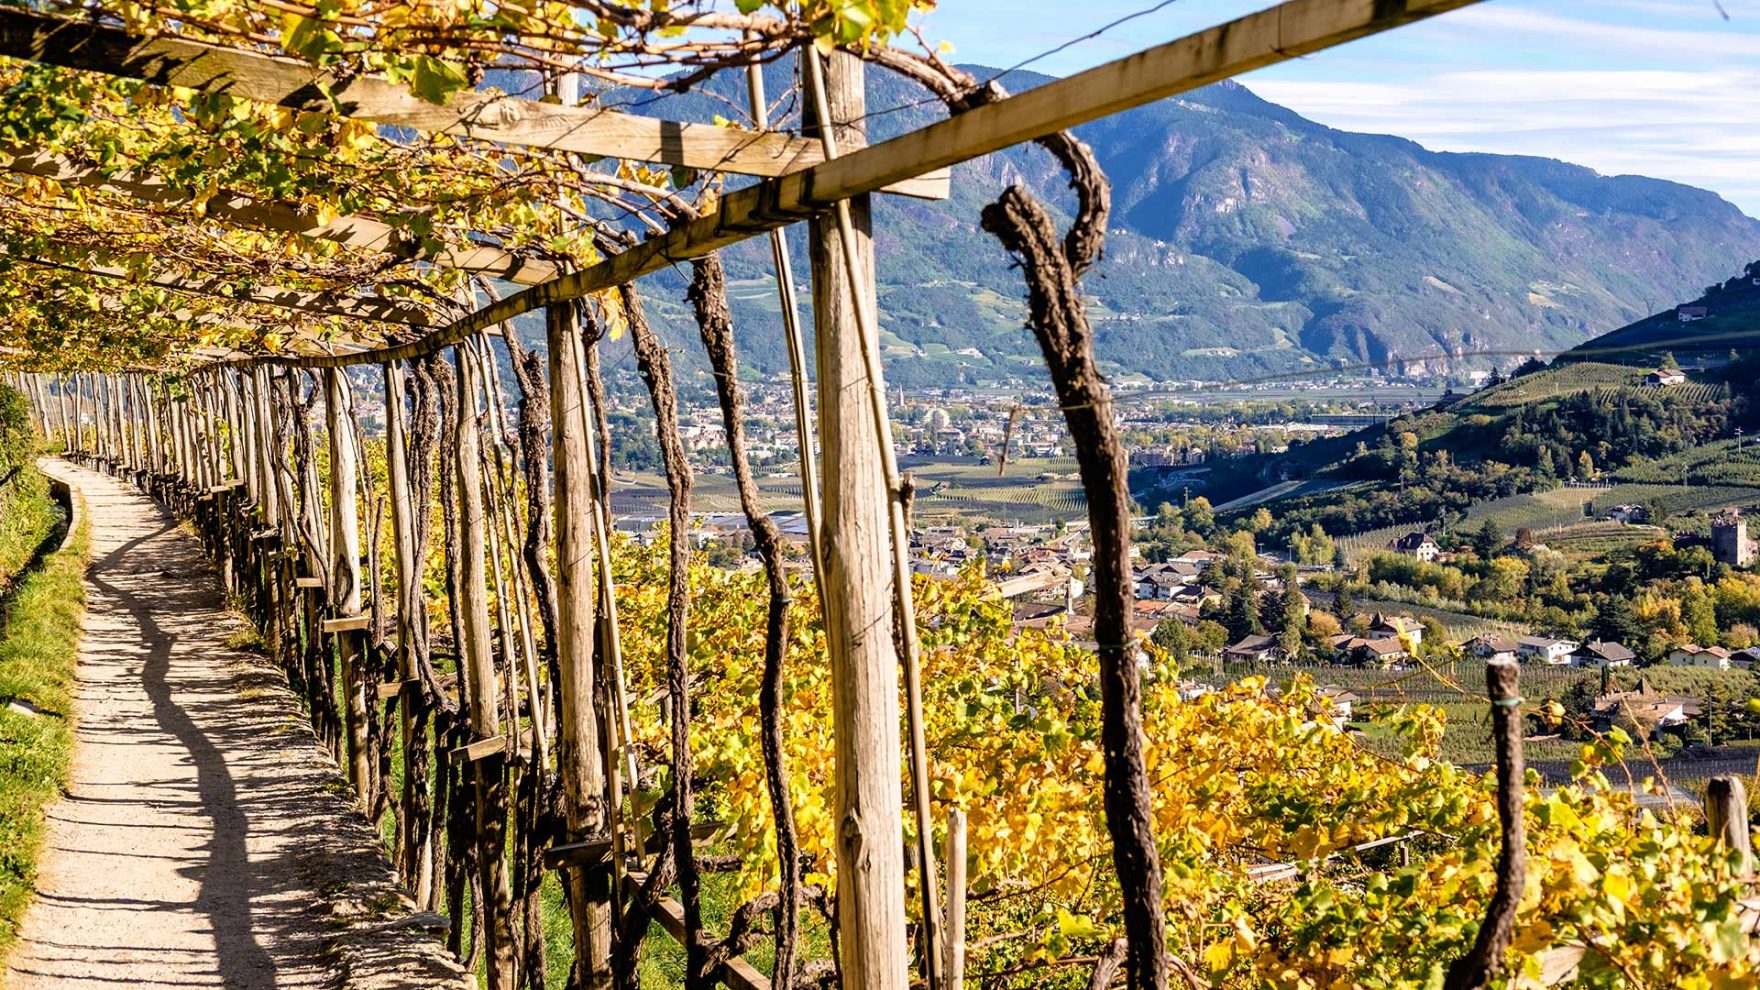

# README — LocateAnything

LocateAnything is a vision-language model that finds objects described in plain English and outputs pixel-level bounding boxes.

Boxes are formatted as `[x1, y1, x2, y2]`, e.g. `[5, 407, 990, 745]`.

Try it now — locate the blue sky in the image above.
[916, 0, 1760, 215]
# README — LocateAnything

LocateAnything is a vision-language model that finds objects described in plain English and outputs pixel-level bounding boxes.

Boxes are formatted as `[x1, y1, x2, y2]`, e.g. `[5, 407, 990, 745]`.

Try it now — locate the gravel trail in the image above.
[7, 460, 463, 990]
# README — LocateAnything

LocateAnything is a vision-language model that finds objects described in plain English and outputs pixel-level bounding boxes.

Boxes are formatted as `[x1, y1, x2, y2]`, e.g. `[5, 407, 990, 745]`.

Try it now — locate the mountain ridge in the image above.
[541, 64, 1760, 386]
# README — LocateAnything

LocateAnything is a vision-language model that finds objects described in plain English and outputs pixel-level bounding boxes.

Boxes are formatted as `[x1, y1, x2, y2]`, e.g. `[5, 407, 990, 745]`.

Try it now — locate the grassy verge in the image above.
[0, 487, 88, 961]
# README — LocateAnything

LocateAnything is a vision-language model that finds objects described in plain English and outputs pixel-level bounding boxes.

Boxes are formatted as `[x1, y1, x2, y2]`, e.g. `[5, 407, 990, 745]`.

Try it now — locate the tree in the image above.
[1577, 450, 1595, 480]
[1186, 496, 1215, 537]
[1152, 618, 1192, 663]
[1682, 579, 1719, 645]
[1593, 596, 1644, 648]
[1471, 518, 1505, 559]
[1222, 583, 1262, 642]
[1332, 585, 1355, 620]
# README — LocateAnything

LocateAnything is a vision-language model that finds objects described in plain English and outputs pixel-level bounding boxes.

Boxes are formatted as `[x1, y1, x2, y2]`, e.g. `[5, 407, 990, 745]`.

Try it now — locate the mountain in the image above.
[535, 64, 1760, 386]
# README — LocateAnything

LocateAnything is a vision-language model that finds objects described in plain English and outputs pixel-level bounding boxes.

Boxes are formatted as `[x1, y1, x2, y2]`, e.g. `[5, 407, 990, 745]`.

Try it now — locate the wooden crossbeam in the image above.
[624, 873, 770, 990]
[374, 672, 458, 700]
[320, 614, 372, 634]
[2, 152, 564, 285]
[0, 5, 945, 197]
[447, 731, 533, 763]
[543, 821, 721, 871]
[14, 251, 437, 326]
[245, 0, 1482, 370]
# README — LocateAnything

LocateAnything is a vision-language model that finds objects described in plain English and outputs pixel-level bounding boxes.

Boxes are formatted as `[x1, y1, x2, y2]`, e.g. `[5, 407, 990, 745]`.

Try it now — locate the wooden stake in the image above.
[1444, 660, 1526, 990]
[453, 340, 518, 990]
[805, 48, 909, 990]
[546, 302, 614, 989]
[1708, 776, 1753, 878]
[944, 809, 967, 990]
[324, 368, 371, 805]
[384, 359, 436, 905]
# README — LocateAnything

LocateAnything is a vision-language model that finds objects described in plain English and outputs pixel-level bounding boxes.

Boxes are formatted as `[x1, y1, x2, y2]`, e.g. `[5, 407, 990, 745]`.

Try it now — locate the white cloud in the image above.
[1247, 60, 1760, 215]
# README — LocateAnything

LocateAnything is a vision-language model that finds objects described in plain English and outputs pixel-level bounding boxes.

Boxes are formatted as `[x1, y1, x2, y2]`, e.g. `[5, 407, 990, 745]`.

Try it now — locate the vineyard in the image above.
[1458, 363, 1648, 410]
[4, 0, 1760, 988]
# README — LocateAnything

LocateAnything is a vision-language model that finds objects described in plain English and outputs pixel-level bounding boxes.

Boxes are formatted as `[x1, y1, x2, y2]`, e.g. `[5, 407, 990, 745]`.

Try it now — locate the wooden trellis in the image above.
[5, 1, 1486, 989]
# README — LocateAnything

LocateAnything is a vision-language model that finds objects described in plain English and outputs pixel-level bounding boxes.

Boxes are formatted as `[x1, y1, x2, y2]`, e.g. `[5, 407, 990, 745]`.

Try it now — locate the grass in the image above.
[0, 480, 84, 962]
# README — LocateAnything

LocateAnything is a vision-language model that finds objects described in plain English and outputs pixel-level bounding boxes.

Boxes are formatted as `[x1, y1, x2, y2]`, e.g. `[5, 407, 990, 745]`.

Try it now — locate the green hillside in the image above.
[1158, 360, 1757, 544]
[1565, 261, 1760, 367]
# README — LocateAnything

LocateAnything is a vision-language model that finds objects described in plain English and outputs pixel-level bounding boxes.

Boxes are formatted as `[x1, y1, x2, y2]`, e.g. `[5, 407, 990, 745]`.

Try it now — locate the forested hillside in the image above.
[1161, 361, 1757, 543]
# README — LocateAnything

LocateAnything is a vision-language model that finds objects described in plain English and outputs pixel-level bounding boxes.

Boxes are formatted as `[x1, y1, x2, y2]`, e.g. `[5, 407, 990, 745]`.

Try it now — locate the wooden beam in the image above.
[447, 725, 528, 764]
[1, 152, 564, 285]
[320, 614, 372, 634]
[624, 874, 771, 990]
[0, 4, 945, 196]
[244, 0, 1481, 370]
[12, 251, 437, 326]
[543, 821, 721, 871]
[374, 672, 457, 701]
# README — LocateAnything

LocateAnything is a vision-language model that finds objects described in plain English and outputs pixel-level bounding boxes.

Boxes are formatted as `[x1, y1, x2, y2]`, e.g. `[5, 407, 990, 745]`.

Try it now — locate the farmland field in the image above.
[610, 455, 1090, 526]
[1589, 477, 1760, 516]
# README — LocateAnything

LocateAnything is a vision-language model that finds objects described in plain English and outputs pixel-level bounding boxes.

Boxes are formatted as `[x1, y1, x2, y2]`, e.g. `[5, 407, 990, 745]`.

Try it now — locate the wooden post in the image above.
[545, 302, 614, 989]
[805, 47, 910, 990]
[224, 371, 248, 496]
[141, 376, 164, 476]
[252, 367, 280, 524]
[454, 341, 518, 990]
[1444, 660, 1526, 990]
[944, 809, 967, 990]
[383, 359, 436, 905]
[324, 367, 371, 805]
[1707, 776, 1753, 877]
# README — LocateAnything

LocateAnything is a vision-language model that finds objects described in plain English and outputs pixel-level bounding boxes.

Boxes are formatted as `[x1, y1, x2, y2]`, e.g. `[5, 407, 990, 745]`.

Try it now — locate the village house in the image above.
[1388, 531, 1441, 562]
[1668, 643, 1734, 669]
[1330, 634, 1411, 668]
[1464, 634, 1520, 664]
[1133, 563, 1192, 601]
[1604, 504, 1647, 524]
[1368, 613, 1424, 646]
[1223, 634, 1283, 664]
[1644, 369, 1687, 387]
[1316, 685, 1360, 722]
[1732, 647, 1760, 670]
[1592, 678, 1703, 735]
[1676, 305, 1709, 323]
[1518, 636, 1579, 665]
[1573, 639, 1636, 668]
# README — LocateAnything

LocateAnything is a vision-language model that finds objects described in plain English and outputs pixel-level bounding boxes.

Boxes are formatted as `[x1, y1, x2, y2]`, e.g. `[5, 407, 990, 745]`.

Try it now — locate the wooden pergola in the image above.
[3, 2, 1485, 989]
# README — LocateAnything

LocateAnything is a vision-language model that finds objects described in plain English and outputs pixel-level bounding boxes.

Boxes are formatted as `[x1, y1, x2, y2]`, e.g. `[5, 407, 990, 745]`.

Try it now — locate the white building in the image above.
[1518, 636, 1579, 665]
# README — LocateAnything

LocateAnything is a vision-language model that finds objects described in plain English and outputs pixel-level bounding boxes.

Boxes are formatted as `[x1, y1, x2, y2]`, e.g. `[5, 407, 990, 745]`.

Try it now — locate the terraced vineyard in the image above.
[1613, 438, 1760, 489]
[1586, 481, 1760, 518]
[1461, 487, 1595, 533]
[1460, 362, 1645, 410]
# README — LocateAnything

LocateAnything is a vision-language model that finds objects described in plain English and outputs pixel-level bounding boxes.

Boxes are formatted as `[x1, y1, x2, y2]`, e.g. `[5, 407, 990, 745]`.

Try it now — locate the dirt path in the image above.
[7, 461, 465, 990]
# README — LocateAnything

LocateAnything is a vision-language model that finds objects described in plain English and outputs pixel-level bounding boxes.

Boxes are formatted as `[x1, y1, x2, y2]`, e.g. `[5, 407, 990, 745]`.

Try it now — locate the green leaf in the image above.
[406, 55, 470, 106]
